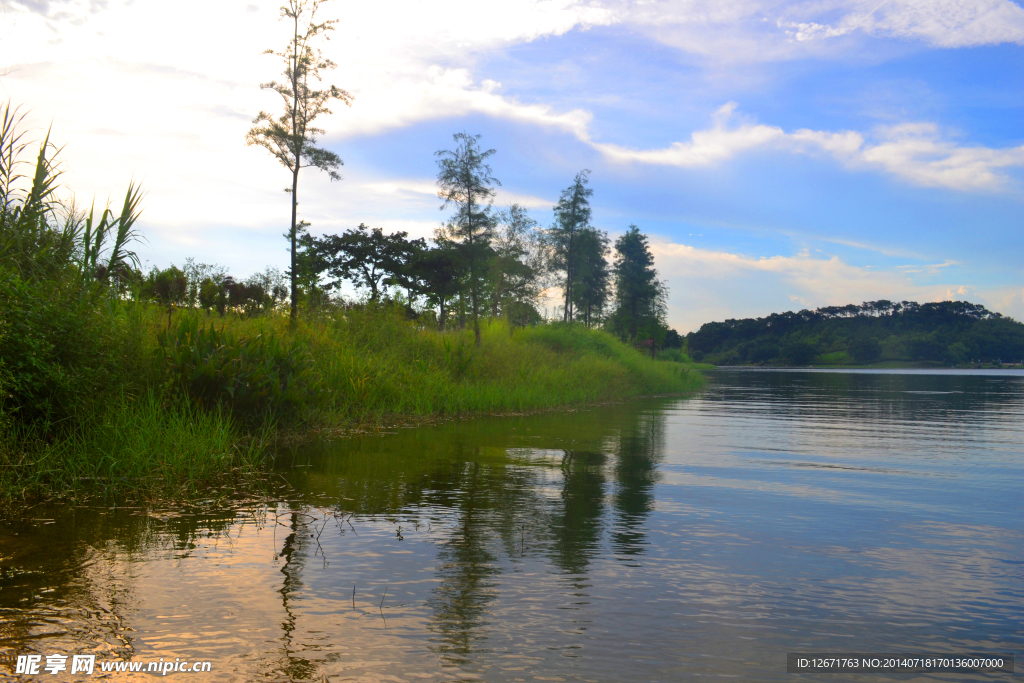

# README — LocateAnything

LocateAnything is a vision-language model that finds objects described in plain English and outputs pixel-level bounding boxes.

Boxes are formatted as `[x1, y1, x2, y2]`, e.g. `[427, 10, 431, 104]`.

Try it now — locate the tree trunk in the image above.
[289, 164, 299, 327]
[563, 200, 578, 323]
[470, 257, 481, 345]
[467, 189, 481, 346]
[563, 238, 571, 322]
[288, 8, 301, 329]
[491, 271, 502, 318]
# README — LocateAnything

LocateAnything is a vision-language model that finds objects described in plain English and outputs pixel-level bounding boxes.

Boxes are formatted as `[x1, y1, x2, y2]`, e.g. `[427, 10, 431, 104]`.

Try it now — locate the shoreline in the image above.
[711, 363, 1023, 370]
[0, 382, 706, 512]
[276, 384, 707, 448]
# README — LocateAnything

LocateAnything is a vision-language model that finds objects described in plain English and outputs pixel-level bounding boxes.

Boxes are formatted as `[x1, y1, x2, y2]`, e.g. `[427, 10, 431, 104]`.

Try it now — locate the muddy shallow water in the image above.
[2, 369, 1023, 681]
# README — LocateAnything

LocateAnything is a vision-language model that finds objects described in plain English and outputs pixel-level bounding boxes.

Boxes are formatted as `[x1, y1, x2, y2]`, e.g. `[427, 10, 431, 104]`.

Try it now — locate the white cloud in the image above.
[328, 66, 594, 141]
[849, 0, 1024, 48]
[593, 104, 1024, 190]
[648, 238, 1022, 331]
[3, 0, 1020, 284]
[593, 102, 787, 165]
[361, 178, 555, 211]
[853, 123, 1024, 189]
[0, 0, 596, 271]
[603, 0, 1024, 61]
[5, 0, 1019, 219]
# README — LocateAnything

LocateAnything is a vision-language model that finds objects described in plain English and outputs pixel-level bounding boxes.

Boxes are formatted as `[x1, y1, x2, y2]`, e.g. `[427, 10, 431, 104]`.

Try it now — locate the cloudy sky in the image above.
[3, 0, 1023, 331]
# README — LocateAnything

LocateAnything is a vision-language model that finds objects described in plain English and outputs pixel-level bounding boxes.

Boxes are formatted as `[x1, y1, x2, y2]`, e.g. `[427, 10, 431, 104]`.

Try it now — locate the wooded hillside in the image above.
[686, 301, 1024, 366]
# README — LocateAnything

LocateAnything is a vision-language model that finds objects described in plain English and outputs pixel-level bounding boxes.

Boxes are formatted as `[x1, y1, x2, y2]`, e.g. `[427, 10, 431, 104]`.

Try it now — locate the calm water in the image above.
[2, 369, 1023, 681]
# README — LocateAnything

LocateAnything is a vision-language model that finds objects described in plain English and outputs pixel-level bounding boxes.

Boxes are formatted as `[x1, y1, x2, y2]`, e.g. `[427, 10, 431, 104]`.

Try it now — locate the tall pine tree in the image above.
[435, 133, 500, 346]
[571, 228, 610, 328]
[549, 170, 592, 322]
[609, 225, 665, 341]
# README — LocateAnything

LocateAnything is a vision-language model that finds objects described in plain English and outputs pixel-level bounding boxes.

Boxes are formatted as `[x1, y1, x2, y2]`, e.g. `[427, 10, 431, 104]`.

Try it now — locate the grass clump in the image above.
[0, 393, 268, 500]
[158, 315, 312, 427]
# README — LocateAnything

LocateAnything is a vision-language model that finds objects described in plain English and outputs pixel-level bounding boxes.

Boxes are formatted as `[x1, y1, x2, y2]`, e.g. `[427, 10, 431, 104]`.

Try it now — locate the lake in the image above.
[2, 369, 1022, 681]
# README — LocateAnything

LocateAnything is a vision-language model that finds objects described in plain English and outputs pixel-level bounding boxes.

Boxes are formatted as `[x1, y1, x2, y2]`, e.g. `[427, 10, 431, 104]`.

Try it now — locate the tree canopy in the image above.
[608, 225, 666, 341]
[303, 223, 424, 301]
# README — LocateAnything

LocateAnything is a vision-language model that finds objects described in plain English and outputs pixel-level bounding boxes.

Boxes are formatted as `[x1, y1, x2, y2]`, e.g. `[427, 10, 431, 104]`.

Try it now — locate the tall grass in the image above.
[0, 392, 269, 501]
[253, 303, 701, 423]
[1, 302, 702, 501]
[149, 304, 703, 425]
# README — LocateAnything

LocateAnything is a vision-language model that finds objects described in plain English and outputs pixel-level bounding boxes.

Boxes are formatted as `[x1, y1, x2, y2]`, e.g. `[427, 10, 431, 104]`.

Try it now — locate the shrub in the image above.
[0, 270, 128, 428]
[657, 347, 691, 363]
[158, 316, 313, 426]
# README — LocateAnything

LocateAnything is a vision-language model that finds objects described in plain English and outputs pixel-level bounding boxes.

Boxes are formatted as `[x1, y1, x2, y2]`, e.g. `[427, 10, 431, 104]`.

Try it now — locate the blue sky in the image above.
[4, 0, 1023, 331]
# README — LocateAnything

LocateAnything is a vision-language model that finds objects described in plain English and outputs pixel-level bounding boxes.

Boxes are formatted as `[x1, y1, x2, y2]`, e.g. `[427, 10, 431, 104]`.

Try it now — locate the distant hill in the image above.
[686, 300, 1024, 366]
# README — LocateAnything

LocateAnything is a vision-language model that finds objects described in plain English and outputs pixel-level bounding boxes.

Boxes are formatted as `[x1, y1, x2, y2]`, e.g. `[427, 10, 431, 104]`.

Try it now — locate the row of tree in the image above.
[240, 1, 670, 346]
[687, 300, 1024, 365]
[282, 134, 669, 346]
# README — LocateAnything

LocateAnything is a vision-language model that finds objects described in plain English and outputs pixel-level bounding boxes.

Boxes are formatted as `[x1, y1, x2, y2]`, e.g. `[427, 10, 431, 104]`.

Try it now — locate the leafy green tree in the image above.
[308, 223, 422, 301]
[411, 242, 463, 330]
[608, 225, 665, 341]
[181, 258, 228, 309]
[946, 341, 969, 365]
[198, 277, 223, 315]
[489, 203, 545, 322]
[688, 299, 1024, 366]
[294, 220, 333, 308]
[570, 227, 609, 328]
[143, 266, 188, 307]
[782, 338, 817, 365]
[142, 265, 188, 328]
[383, 232, 429, 304]
[247, 266, 290, 311]
[549, 170, 593, 322]
[435, 133, 500, 346]
[246, 0, 353, 326]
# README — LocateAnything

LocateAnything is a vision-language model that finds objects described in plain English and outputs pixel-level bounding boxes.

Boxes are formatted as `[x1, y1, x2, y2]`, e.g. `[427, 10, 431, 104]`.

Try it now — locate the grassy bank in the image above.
[0, 102, 701, 503]
[1, 301, 703, 501]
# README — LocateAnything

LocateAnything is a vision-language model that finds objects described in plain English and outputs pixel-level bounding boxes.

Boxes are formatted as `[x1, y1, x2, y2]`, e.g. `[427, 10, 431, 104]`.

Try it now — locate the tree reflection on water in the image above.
[5, 374, 1024, 681]
[1, 400, 675, 678]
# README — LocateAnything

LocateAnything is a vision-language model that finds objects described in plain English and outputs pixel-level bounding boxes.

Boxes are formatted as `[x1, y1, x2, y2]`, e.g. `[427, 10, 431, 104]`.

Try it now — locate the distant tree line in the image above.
[688, 300, 1024, 366]
[139, 259, 290, 318]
